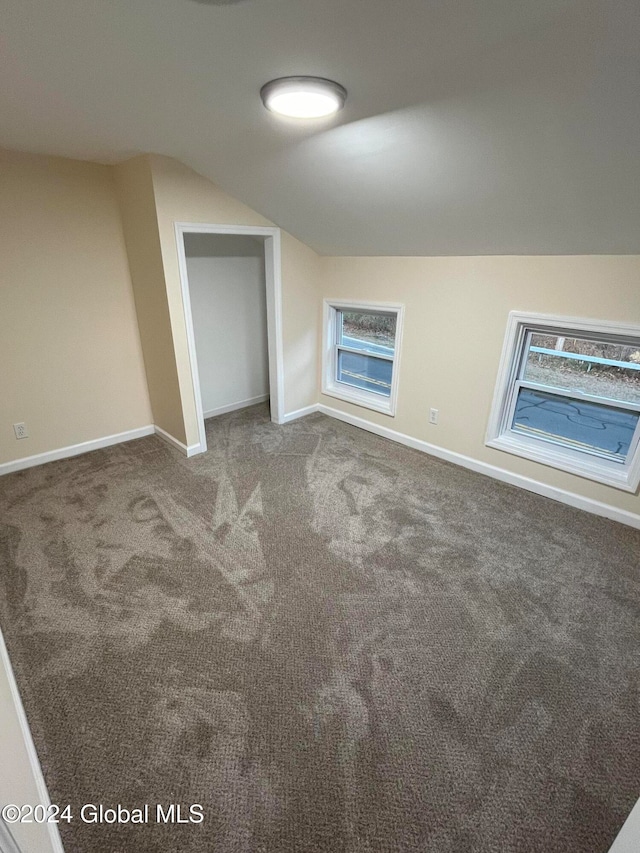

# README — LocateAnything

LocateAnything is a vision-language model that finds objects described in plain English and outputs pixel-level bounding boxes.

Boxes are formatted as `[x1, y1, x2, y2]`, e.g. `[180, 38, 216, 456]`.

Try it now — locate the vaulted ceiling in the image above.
[1, 0, 638, 255]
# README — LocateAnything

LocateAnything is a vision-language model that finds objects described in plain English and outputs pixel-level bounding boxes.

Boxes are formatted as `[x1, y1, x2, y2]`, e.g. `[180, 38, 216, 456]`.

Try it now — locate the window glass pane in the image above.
[512, 387, 639, 461]
[339, 311, 396, 355]
[523, 334, 640, 404]
[337, 350, 393, 397]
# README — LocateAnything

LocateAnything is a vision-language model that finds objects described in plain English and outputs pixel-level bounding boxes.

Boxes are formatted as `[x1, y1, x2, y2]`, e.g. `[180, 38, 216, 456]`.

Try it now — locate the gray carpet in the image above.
[0, 404, 638, 853]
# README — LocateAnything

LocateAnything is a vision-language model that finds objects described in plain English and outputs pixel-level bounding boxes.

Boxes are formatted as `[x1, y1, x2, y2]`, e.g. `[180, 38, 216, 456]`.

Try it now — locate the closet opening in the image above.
[175, 224, 284, 454]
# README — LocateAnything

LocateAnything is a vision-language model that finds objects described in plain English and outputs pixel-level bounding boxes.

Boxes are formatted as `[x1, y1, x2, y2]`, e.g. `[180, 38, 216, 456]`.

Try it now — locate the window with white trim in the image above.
[322, 300, 404, 416]
[486, 312, 640, 491]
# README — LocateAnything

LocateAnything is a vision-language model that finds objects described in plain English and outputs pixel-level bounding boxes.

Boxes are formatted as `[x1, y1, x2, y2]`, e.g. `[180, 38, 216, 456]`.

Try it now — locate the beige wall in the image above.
[148, 155, 322, 446]
[0, 149, 152, 465]
[0, 149, 320, 463]
[114, 156, 186, 443]
[320, 255, 640, 517]
[3, 146, 637, 521]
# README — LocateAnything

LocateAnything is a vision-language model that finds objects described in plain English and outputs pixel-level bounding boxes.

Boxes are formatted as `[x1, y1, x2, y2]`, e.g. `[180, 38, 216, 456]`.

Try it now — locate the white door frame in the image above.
[174, 222, 285, 454]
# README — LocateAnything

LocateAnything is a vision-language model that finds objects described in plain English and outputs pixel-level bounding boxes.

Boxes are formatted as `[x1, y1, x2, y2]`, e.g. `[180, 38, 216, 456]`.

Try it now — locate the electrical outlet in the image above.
[13, 422, 28, 440]
[429, 408, 439, 425]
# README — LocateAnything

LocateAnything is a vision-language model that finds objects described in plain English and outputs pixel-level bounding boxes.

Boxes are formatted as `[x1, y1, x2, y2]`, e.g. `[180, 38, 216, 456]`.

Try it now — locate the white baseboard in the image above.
[0, 424, 206, 475]
[154, 426, 203, 458]
[2, 406, 636, 529]
[316, 404, 640, 530]
[281, 404, 320, 424]
[203, 394, 269, 420]
[0, 628, 65, 853]
[0, 426, 155, 477]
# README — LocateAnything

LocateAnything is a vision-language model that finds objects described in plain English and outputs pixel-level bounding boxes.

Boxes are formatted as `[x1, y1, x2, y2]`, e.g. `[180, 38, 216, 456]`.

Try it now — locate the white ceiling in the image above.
[1, 0, 638, 255]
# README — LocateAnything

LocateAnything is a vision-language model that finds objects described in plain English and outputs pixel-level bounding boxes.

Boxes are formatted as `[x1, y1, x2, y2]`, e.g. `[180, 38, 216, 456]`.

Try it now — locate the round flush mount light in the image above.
[260, 76, 347, 119]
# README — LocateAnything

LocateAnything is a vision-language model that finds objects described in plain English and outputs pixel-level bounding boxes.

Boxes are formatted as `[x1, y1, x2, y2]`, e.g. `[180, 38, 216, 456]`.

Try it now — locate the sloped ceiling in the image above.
[1, 0, 638, 255]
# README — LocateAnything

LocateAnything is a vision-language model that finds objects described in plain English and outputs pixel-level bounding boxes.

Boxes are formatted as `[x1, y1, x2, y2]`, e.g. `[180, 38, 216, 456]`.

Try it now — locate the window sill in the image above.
[486, 433, 639, 492]
[322, 383, 396, 417]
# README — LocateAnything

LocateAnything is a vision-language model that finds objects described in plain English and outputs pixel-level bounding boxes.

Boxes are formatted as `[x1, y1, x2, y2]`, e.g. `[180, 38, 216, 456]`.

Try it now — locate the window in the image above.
[322, 300, 404, 416]
[486, 312, 640, 491]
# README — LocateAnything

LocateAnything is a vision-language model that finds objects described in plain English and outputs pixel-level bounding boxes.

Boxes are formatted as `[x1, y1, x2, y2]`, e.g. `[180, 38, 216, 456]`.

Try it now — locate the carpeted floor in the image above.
[0, 404, 638, 853]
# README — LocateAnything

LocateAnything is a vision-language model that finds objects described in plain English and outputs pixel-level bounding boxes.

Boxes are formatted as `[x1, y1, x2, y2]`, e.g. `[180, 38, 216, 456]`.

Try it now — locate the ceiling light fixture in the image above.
[260, 76, 347, 119]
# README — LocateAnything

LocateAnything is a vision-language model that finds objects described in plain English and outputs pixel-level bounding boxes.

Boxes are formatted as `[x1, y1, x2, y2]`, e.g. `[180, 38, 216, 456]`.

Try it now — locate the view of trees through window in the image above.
[341, 312, 396, 349]
[524, 334, 640, 404]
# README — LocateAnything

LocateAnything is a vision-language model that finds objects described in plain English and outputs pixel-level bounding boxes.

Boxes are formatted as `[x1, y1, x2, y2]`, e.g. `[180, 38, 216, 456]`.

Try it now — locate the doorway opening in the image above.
[175, 223, 284, 454]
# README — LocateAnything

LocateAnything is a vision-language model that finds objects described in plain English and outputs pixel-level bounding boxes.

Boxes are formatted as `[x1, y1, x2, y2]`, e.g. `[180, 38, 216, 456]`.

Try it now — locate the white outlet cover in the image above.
[13, 422, 28, 439]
